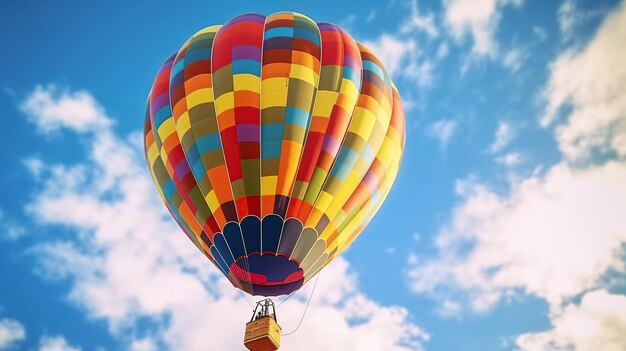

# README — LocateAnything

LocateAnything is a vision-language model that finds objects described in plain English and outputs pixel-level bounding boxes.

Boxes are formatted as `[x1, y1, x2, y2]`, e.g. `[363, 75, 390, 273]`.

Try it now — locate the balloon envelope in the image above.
[144, 12, 405, 296]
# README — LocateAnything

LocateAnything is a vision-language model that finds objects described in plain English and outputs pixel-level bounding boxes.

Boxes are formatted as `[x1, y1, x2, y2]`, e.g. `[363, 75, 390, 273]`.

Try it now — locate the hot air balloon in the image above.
[143, 11, 405, 350]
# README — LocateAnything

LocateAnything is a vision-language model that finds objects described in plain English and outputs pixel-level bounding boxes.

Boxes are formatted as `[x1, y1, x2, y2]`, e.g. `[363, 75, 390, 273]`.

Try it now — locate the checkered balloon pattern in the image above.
[144, 12, 406, 296]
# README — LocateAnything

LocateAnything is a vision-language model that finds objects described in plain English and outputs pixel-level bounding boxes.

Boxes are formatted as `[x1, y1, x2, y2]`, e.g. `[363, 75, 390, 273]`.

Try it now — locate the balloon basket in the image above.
[244, 299, 282, 351]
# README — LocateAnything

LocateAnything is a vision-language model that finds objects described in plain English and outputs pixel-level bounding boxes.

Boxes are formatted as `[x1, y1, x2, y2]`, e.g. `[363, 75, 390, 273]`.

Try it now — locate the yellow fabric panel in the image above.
[175, 111, 192, 136]
[214, 92, 234, 115]
[197, 24, 221, 35]
[147, 143, 160, 165]
[289, 64, 320, 84]
[186, 88, 214, 108]
[261, 90, 289, 108]
[379, 95, 392, 118]
[156, 118, 176, 143]
[339, 79, 359, 98]
[349, 108, 376, 137]
[261, 176, 278, 196]
[205, 190, 220, 212]
[233, 74, 261, 94]
[376, 139, 395, 163]
[311, 91, 338, 117]
[262, 77, 289, 93]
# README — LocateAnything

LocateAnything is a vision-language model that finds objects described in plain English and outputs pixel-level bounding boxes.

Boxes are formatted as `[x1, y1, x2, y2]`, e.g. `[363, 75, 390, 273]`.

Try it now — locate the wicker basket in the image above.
[244, 316, 282, 351]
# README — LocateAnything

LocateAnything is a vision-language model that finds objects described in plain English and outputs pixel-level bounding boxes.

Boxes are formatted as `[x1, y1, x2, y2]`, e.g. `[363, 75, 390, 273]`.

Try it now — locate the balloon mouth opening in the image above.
[229, 253, 304, 296]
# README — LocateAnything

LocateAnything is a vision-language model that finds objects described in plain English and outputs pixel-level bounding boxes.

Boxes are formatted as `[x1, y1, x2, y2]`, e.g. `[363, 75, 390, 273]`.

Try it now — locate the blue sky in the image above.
[1, 0, 626, 350]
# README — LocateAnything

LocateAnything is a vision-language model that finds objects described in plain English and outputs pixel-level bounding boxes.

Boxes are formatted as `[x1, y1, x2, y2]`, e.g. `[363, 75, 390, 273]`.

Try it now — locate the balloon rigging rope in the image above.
[237, 289, 255, 310]
[275, 291, 296, 308]
[281, 272, 321, 336]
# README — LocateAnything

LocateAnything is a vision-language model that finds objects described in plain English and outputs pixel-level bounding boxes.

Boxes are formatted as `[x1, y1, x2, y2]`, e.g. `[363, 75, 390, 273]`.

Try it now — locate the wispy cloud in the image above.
[516, 289, 626, 350]
[542, 0, 626, 161]
[557, 0, 581, 42]
[401, 0, 439, 38]
[427, 119, 458, 151]
[0, 317, 26, 349]
[443, 0, 523, 57]
[533, 26, 548, 41]
[364, 34, 417, 77]
[496, 152, 522, 167]
[0, 211, 26, 241]
[502, 48, 526, 72]
[20, 85, 429, 351]
[38, 336, 81, 351]
[363, 34, 435, 90]
[488, 121, 515, 153]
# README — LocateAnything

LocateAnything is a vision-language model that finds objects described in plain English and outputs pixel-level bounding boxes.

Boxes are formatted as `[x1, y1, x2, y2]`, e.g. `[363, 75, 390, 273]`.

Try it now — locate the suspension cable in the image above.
[275, 290, 297, 309]
[281, 272, 321, 336]
[236, 289, 255, 310]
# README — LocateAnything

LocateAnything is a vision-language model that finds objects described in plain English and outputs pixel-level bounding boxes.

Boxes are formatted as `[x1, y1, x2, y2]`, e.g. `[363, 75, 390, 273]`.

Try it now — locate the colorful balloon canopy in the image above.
[144, 12, 405, 296]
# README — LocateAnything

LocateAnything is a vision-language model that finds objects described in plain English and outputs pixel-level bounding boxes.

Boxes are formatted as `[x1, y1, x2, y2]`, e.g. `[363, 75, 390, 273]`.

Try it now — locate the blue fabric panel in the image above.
[262, 214, 283, 253]
[213, 233, 234, 266]
[154, 105, 171, 127]
[185, 145, 200, 166]
[223, 222, 246, 259]
[195, 133, 222, 154]
[163, 180, 176, 199]
[261, 140, 282, 159]
[191, 159, 206, 180]
[264, 27, 294, 40]
[241, 215, 261, 254]
[184, 48, 212, 64]
[232, 59, 262, 75]
[362, 59, 384, 80]
[284, 106, 309, 127]
[293, 27, 320, 45]
[210, 246, 230, 276]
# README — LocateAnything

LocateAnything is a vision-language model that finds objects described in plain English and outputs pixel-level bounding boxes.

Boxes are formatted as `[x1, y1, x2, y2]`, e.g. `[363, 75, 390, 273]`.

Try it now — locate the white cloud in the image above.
[443, 0, 523, 57]
[436, 42, 449, 59]
[407, 161, 626, 312]
[21, 86, 428, 351]
[496, 152, 522, 167]
[533, 26, 548, 41]
[401, 0, 439, 38]
[516, 290, 626, 351]
[38, 336, 81, 351]
[0, 318, 25, 349]
[427, 119, 458, 150]
[404, 59, 435, 88]
[488, 121, 515, 153]
[405, 3, 626, 350]
[437, 299, 462, 318]
[364, 35, 416, 77]
[557, 0, 581, 42]
[0, 211, 26, 241]
[366, 9, 377, 23]
[364, 35, 434, 88]
[129, 338, 156, 351]
[542, 1, 626, 161]
[502, 48, 526, 72]
[19, 85, 111, 134]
